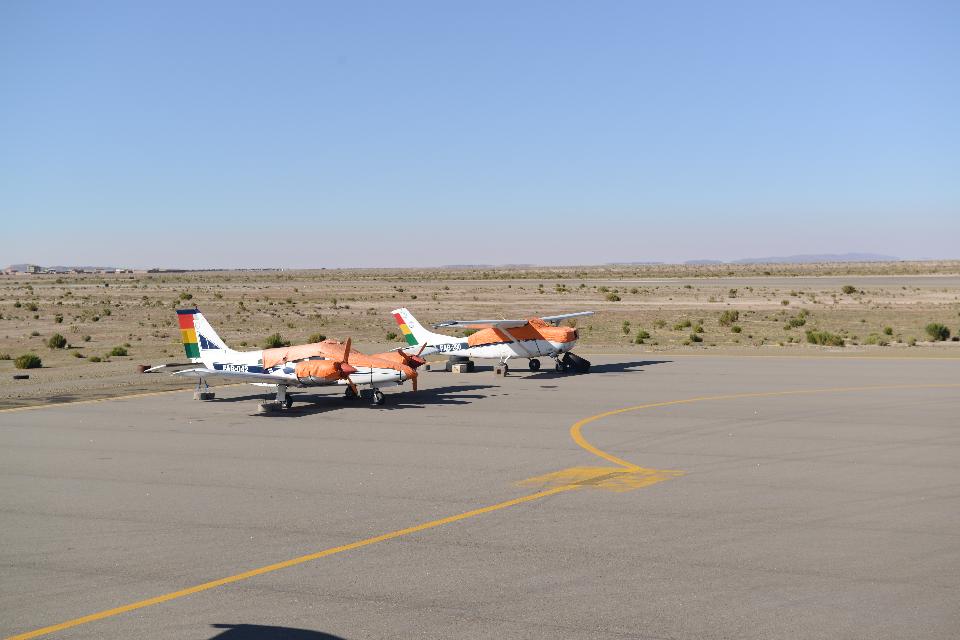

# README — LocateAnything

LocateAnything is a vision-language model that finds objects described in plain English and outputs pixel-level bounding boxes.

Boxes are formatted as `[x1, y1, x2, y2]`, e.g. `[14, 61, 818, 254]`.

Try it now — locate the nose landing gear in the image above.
[552, 352, 591, 374]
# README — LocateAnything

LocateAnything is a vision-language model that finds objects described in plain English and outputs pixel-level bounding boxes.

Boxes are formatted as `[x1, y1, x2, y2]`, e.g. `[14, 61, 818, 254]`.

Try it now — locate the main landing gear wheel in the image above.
[284, 396, 294, 410]
[555, 360, 568, 372]
[344, 386, 359, 400]
[528, 358, 541, 372]
[371, 389, 386, 405]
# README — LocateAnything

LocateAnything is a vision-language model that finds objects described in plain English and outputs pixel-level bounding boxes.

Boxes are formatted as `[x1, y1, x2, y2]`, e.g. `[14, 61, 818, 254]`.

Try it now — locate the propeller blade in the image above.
[412, 376, 417, 392]
[343, 337, 352, 363]
[416, 342, 429, 357]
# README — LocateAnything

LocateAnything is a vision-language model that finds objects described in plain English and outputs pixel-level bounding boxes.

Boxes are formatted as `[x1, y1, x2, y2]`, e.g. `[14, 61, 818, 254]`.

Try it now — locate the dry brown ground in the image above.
[2, 261, 959, 408]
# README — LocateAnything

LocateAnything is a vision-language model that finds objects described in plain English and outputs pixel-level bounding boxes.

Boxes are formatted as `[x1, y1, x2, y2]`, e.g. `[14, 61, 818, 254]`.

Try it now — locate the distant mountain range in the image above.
[682, 253, 899, 265]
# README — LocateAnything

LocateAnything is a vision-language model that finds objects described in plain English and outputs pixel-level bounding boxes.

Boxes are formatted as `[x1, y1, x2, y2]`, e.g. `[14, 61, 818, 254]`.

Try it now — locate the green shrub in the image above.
[689, 333, 703, 343]
[263, 333, 290, 348]
[605, 293, 621, 302]
[621, 320, 631, 335]
[841, 285, 856, 294]
[82, 335, 91, 342]
[47, 333, 67, 349]
[179, 292, 193, 300]
[26, 302, 39, 312]
[731, 325, 742, 333]
[89, 356, 102, 362]
[15, 354, 42, 369]
[785, 315, 807, 329]
[72, 351, 84, 358]
[806, 330, 845, 346]
[653, 319, 666, 329]
[30, 330, 40, 337]
[0, 353, 10, 360]
[308, 333, 327, 343]
[108, 346, 128, 357]
[634, 329, 650, 344]
[719, 310, 739, 326]
[54, 314, 63, 323]
[386, 332, 398, 341]
[883, 326, 893, 335]
[925, 323, 950, 341]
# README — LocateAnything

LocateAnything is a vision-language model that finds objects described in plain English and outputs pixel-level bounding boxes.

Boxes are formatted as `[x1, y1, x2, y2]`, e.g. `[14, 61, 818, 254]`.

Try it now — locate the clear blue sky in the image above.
[2, 1, 957, 268]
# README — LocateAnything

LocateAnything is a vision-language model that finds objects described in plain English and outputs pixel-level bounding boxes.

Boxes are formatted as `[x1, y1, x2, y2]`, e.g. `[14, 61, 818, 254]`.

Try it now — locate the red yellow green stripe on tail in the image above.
[177, 309, 201, 358]
[392, 312, 418, 346]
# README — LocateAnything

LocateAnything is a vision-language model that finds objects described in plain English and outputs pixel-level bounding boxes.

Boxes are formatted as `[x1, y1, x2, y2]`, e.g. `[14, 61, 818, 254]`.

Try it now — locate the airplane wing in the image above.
[434, 311, 594, 329]
[433, 319, 528, 329]
[539, 311, 594, 325]
[172, 368, 299, 385]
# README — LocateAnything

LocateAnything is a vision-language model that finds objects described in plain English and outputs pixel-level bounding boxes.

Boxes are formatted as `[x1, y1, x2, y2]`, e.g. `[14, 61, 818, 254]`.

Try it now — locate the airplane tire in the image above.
[284, 397, 294, 410]
[372, 389, 385, 405]
[528, 358, 541, 372]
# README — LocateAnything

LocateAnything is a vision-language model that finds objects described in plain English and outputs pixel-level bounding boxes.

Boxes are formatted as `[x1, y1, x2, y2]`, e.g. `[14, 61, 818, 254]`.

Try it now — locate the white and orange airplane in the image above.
[391, 307, 594, 374]
[171, 309, 427, 410]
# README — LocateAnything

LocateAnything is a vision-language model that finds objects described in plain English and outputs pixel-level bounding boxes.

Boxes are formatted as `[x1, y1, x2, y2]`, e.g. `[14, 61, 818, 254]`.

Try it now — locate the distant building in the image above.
[26, 265, 43, 274]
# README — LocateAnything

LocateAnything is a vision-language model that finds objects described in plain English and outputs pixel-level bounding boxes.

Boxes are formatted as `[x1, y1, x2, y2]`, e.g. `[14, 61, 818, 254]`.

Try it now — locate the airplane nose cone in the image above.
[340, 363, 357, 376]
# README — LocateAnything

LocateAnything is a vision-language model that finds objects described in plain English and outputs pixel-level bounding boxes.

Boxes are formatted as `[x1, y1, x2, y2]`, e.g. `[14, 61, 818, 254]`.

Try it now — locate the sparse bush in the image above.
[841, 285, 857, 294]
[15, 354, 42, 369]
[634, 329, 650, 344]
[82, 335, 91, 342]
[719, 310, 739, 326]
[621, 321, 631, 335]
[26, 302, 39, 311]
[925, 323, 950, 341]
[653, 319, 667, 329]
[47, 333, 67, 349]
[30, 330, 40, 336]
[781, 299, 790, 306]
[731, 325, 742, 333]
[89, 356, 102, 362]
[0, 353, 10, 360]
[263, 333, 290, 348]
[108, 346, 128, 357]
[386, 332, 398, 341]
[864, 334, 889, 346]
[883, 326, 893, 335]
[72, 351, 84, 358]
[308, 333, 327, 343]
[806, 330, 845, 347]
[605, 293, 621, 302]
[54, 314, 63, 323]
[689, 333, 703, 343]
[179, 292, 193, 300]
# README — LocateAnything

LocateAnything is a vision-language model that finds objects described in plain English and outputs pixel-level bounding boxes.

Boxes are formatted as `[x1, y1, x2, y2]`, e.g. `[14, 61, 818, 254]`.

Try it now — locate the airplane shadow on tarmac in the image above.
[523, 359, 672, 380]
[234, 383, 499, 418]
[207, 624, 346, 639]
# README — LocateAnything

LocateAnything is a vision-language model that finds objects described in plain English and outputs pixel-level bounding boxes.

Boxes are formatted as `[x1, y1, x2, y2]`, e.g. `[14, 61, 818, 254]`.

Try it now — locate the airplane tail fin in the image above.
[391, 308, 451, 348]
[177, 308, 230, 366]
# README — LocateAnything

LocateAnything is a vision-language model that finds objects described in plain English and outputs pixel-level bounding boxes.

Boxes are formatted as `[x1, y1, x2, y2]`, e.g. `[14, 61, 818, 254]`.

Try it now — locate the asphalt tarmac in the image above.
[2, 354, 959, 639]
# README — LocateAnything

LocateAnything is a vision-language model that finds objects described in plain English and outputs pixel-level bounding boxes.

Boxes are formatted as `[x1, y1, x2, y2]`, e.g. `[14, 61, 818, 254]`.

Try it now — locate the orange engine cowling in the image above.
[295, 360, 345, 384]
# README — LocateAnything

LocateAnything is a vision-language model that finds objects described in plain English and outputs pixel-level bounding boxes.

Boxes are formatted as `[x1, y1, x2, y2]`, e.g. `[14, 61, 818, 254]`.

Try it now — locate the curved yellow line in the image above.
[570, 382, 960, 470]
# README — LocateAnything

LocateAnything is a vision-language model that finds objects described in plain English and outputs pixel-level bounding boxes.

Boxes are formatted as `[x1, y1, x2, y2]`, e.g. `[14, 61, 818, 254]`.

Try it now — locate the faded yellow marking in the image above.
[0, 384, 244, 414]
[518, 466, 682, 493]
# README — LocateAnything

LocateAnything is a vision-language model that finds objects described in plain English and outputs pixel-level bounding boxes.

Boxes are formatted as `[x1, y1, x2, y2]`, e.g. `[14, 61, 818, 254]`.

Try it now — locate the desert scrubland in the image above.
[2, 261, 959, 408]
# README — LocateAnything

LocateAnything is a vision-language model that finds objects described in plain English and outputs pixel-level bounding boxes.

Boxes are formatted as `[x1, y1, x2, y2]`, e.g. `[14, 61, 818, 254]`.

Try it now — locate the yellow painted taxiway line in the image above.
[8, 381, 960, 639]
[4, 485, 576, 640]
[569, 382, 960, 470]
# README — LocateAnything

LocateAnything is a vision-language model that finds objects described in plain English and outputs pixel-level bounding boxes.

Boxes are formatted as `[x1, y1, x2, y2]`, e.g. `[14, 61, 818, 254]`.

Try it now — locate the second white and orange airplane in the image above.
[391, 307, 594, 374]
